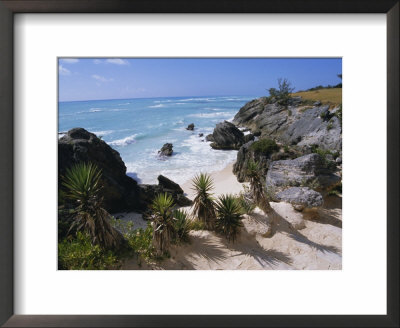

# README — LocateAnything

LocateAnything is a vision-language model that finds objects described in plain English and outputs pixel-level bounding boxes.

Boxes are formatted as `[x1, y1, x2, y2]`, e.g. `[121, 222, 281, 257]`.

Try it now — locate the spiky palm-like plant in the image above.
[246, 160, 277, 236]
[191, 173, 216, 230]
[172, 209, 191, 244]
[215, 194, 244, 242]
[150, 193, 175, 257]
[61, 162, 123, 249]
[246, 160, 273, 214]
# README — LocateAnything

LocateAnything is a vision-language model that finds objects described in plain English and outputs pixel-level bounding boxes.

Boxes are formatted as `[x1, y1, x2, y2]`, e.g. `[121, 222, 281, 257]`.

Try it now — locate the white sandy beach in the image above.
[120, 161, 342, 270]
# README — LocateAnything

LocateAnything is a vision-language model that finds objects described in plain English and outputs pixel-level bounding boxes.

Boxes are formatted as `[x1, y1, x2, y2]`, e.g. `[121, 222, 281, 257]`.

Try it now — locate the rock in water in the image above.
[186, 123, 195, 131]
[158, 143, 173, 156]
[205, 134, 214, 142]
[275, 187, 323, 211]
[58, 128, 143, 212]
[210, 121, 245, 150]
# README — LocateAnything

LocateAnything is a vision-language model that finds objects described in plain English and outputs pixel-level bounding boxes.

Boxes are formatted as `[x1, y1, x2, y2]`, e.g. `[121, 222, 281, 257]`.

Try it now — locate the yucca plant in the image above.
[61, 162, 123, 249]
[150, 193, 175, 257]
[191, 173, 216, 230]
[172, 209, 191, 244]
[246, 160, 277, 236]
[246, 160, 273, 214]
[215, 194, 244, 242]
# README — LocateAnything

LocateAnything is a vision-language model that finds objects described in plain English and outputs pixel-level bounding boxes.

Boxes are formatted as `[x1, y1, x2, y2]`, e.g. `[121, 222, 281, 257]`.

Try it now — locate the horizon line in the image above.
[58, 94, 260, 103]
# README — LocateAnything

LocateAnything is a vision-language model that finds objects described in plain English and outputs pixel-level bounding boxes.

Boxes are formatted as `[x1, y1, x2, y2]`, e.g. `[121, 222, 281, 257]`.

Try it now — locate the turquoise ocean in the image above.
[59, 95, 256, 185]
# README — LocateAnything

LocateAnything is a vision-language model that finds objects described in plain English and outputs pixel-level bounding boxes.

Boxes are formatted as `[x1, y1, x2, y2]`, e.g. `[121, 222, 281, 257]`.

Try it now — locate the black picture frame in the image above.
[0, 1, 398, 327]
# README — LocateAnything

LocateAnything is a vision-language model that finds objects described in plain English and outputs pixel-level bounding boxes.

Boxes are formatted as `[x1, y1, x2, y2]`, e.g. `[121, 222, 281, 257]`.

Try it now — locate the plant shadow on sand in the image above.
[272, 211, 342, 255]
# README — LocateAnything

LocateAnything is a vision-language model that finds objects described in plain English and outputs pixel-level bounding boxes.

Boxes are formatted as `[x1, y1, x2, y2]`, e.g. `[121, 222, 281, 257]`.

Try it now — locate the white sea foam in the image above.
[91, 130, 114, 136]
[148, 104, 165, 108]
[89, 108, 103, 112]
[188, 111, 235, 119]
[108, 134, 139, 147]
[110, 108, 128, 112]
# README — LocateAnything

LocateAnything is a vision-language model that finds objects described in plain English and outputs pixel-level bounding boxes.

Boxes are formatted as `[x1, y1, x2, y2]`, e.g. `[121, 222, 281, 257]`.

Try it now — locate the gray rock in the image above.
[186, 123, 195, 131]
[158, 143, 173, 156]
[58, 128, 143, 212]
[266, 153, 340, 191]
[336, 157, 342, 164]
[198, 133, 204, 137]
[210, 121, 245, 150]
[244, 133, 255, 143]
[140, 175, 192, 208]
[205, 134, 214, 142]
[157, 175, 183, 194]
[313, 100, 321, 106]
[233, 97, 342, 151]
[275, 187, 323, 211]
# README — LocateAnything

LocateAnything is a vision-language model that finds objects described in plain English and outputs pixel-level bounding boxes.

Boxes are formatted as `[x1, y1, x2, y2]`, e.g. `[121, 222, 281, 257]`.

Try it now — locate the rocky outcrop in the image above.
[266, 153, 340, 193]
[210, 121, 245, 150]
[157, 175, 184, 194]
[158, 143, 173, 156]
[233, 140, 300, 182]
[275, 187, 323, 211]
[186, 123, 195, 131]
[139, 179, 192, 208]
[205, 134, 214, 142]
[58, 128, 143, 212]
[233, 98, 342, 152]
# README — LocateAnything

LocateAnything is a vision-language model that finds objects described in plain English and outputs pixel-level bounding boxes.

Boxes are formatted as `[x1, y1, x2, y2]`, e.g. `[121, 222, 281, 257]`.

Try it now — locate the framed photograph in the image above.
[0, 0, 398, 327]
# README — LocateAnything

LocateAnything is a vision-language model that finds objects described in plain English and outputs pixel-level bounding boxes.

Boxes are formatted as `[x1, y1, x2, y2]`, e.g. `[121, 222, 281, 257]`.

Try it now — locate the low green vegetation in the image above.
[236, 193, 256, 215]
[328, 182, 342, 197]
[58, 232, 120, 270]
[250, 138, 279, 155]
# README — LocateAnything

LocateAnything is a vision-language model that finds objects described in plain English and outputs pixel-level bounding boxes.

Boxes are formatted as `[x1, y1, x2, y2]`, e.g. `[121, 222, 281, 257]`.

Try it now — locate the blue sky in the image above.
[58, 58, 342, 102]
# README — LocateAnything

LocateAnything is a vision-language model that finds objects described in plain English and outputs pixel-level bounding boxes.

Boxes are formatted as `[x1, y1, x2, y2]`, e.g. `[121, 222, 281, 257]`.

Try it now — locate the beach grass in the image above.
[292, 88, 342, 106]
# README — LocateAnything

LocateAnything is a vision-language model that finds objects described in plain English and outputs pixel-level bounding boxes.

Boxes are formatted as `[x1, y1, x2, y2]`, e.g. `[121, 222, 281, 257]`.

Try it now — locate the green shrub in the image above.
[328, 182, 342, 196]
[125, 223, 155, 261]
[236, 194, 256, 215]
[58, 232, 120, 270]
[250, 138, 279, 155]
[188, 219, 206, 231]
[327, 121, 333, 130]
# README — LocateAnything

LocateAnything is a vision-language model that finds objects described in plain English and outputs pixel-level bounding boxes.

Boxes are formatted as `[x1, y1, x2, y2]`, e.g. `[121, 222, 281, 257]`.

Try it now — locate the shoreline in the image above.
[181, 161, 246, 200]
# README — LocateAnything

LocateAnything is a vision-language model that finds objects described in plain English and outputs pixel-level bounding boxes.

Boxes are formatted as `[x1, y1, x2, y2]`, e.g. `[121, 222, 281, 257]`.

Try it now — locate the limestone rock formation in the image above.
[209, 121, 245, 150]
[275, 187, 323, 211]
[266, 153, 340, 191]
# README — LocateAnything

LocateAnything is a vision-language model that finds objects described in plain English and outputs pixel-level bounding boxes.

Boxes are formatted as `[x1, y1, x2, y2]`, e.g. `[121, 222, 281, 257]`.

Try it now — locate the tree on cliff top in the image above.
[267, 78, 294, 106]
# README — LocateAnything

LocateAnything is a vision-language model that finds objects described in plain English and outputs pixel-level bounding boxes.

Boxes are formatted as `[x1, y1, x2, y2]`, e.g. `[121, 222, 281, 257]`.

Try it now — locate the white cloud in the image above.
[92, 74, 113, 82]
[60, 58, 79, 64]
[59, 65, 71, 76]
[106, 58, 129, 65]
